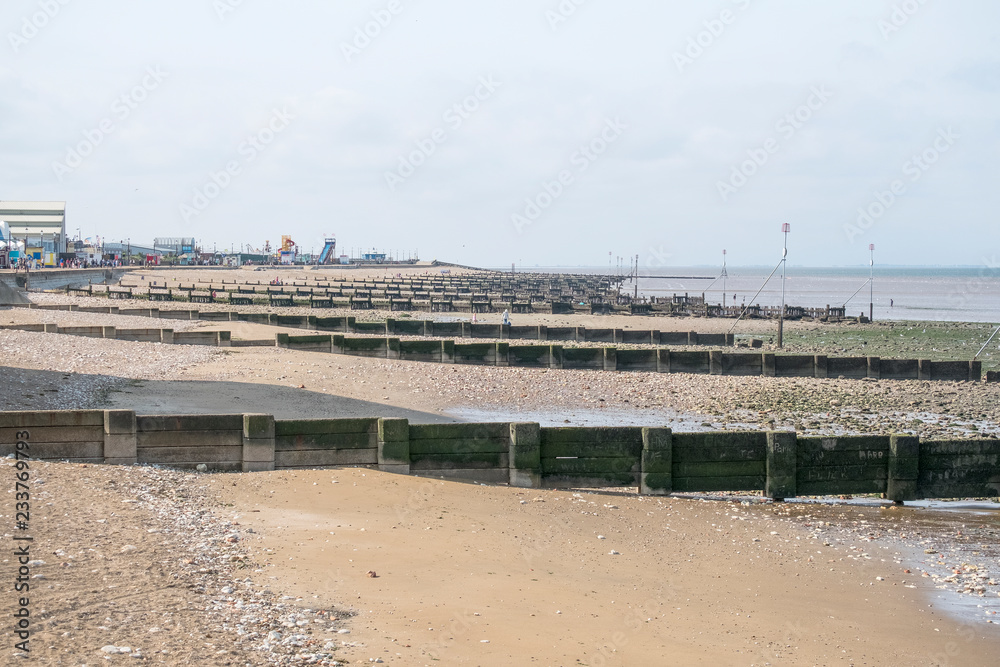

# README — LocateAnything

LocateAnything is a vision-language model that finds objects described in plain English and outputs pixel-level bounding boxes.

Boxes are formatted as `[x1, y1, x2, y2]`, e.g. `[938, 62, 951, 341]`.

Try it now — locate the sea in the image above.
[495, 266, 1000, 324]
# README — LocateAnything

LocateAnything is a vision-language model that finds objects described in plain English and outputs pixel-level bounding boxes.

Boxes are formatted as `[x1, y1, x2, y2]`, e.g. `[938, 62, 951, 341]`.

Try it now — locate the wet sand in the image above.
[211, 468, 1000, 665]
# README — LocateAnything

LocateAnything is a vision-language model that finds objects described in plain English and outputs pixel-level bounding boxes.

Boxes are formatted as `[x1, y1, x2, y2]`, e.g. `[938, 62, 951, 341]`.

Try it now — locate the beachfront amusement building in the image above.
[0, 201, 67, 266]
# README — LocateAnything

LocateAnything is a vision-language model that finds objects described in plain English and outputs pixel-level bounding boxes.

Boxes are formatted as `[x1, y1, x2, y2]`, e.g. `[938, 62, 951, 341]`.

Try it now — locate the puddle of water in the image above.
[794, 503, 1000, 629]
[897, 539, 1000, 628]
[907, 500, 1000, 514]
[447, 406, 758, 430]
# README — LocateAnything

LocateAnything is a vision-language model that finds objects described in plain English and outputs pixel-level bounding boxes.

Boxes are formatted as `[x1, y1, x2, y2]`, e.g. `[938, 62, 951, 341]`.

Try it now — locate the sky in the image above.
[2, 0, 998, 269]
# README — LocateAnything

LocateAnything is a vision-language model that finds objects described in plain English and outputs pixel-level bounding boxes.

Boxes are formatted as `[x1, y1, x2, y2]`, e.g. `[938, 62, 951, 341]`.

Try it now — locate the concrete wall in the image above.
[0, 267, 125, 291]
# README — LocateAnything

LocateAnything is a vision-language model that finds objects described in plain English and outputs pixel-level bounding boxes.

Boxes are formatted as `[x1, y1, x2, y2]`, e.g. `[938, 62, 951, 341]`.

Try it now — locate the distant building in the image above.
[153, 237, 196, 255]
[0, 201, 67, 265]
[103, 241, 158, 258]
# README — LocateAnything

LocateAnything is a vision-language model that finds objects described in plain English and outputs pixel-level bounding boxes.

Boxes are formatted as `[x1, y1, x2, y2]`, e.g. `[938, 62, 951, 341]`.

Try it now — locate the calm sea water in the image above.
[499, 266, 1000, 324]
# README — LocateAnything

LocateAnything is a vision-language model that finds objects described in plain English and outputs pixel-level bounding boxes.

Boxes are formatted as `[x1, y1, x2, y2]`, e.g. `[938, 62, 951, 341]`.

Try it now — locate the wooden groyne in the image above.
[4, 410, 997, 501]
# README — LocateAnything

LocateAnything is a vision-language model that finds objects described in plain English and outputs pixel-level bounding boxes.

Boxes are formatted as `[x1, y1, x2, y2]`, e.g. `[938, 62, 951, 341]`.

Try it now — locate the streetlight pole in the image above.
[778, 223, 790, 348]
[722, 249, 728, 309]
[634, 253, 639, 300]
[869, 243, 875, 322]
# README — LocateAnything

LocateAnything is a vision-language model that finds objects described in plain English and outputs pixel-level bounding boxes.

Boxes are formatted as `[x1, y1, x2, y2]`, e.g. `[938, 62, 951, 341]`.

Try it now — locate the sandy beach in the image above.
[15, 459, 1000, 665]
[3, 267, 1000, 665]
[9, 2, 997, 662]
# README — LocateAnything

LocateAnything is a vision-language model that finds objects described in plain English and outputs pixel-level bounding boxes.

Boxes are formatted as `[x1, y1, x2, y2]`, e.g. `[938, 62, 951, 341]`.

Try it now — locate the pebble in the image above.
[34, 462, 357, 666]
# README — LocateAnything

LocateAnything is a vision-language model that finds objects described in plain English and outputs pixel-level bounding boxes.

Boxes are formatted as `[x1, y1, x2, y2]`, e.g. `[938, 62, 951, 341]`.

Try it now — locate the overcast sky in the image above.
[2, 1, 998, 268]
